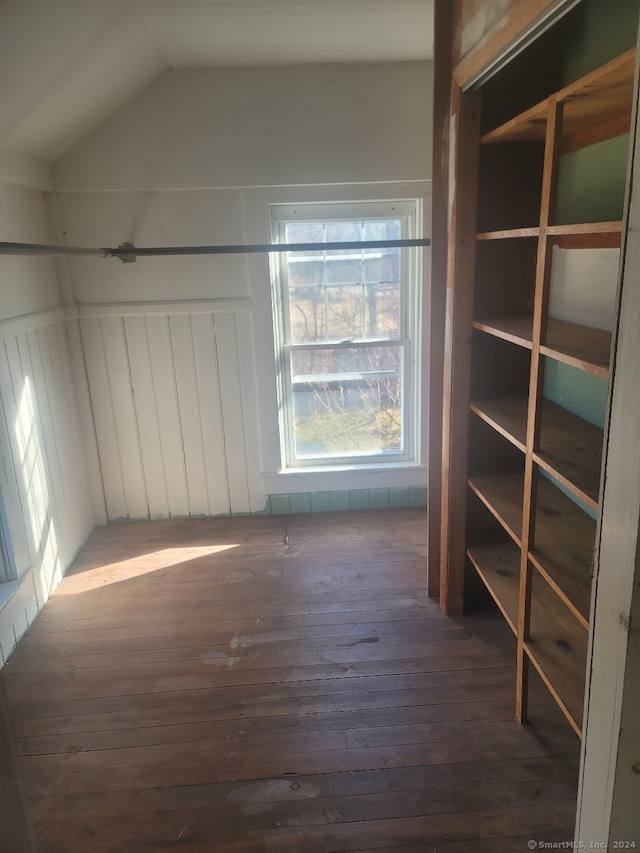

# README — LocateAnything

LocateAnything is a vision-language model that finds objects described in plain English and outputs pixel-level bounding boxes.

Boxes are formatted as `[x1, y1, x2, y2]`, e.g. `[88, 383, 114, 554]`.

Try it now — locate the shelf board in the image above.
[547, 221, 622, 248]
[529, 475, 595, 628]
[468, 471, 523, 545]
[542, 318, 611, 378]
[481, 48, 635, 151]
[536, 399, 604, 510]
[467, 539, 520, 634]
[470, 396, 528, 452]
[477, 228, 540, 240]
[477, 223, 621, 247]
[526, 569, 589, 737]
[471, 396, 602, 511]
[473, 315, 533, 349]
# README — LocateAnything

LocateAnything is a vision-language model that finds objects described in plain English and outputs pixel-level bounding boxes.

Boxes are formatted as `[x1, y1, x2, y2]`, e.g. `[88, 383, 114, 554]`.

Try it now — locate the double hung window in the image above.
[271, 200, 421, 468]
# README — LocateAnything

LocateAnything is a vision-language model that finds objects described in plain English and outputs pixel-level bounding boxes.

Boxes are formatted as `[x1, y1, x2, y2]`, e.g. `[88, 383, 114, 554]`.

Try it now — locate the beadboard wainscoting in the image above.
[78, 300, 264, 521]
[0, 309, 96, 664]
[265, 487, 428, 515]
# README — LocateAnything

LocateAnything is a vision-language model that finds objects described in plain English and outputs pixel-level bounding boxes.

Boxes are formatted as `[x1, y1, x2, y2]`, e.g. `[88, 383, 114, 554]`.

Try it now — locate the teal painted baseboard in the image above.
[261, 487, 427, 515]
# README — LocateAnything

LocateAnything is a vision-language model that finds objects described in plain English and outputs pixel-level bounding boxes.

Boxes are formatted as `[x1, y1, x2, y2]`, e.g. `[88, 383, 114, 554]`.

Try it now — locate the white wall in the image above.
[0, 180, 61, 322]
[52, 62, 433, 517]
[0, 167, 100, 664]
[53, 63, 432, 192]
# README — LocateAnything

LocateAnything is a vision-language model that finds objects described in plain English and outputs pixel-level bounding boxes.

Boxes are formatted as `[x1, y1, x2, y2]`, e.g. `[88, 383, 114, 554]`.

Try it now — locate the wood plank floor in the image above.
[2, 509, 580, 852]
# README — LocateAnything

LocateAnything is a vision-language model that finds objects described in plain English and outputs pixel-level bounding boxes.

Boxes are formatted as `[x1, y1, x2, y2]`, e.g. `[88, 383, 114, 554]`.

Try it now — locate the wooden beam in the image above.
[439, 82, 482, 615]
[453, 0, 573, 89]
[427, 0, 454, 599]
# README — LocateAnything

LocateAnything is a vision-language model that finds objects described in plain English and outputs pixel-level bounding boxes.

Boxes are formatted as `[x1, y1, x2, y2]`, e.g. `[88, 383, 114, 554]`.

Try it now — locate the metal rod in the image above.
[0, 238, 430, 262]
[109, 238, 431, 258]
[0, 242, 108, 257]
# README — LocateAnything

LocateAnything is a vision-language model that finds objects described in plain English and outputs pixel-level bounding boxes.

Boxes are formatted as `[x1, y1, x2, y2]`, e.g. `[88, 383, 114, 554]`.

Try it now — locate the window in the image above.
[271, 200, 422, 468]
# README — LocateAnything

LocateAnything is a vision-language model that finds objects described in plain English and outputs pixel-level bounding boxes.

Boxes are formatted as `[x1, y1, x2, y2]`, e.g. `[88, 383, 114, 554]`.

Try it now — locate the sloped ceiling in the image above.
[0, 0, 434, 163]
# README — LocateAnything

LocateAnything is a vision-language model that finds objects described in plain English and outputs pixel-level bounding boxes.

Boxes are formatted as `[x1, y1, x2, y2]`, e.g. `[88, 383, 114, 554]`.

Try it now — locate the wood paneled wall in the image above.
[79, 301, 261, 521]
[0, 310, 96, 663]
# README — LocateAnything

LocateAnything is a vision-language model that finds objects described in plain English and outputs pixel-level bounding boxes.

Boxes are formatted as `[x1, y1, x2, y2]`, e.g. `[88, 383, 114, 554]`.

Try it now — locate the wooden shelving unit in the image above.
[441, 32, 636, 737]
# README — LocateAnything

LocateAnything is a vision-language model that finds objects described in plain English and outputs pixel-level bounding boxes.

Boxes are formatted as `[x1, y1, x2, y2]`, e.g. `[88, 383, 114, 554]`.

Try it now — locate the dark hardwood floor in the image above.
[2, 509, 580, 852]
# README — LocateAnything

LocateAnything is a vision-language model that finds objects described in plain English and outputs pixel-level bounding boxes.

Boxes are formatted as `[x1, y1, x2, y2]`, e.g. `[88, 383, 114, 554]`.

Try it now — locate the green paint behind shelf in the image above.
[561, 0, 640, 87]
[538, 468, 598, 520]
[478, 0, 640, 136]
[555, 134, 630, 225]
[543, 359, 608, 429]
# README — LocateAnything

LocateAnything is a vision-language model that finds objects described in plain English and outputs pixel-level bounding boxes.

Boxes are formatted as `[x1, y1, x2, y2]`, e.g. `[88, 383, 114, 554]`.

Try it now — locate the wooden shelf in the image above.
[471, 396, 603, 510]
[529, 475, 596, 628]
[526, 569, 589, 736]
[536, 400, 604, 509]
[467, 539, 520, 634]
[473, 315, 533, 348]
[477, 228, 540, 240]
[474, 308, 611, 382]
[443, 25, 634, 739]
[481, 49, 635, 152]
[468, 472, 523, 544]
[470, 396, 527, 452]
[547, 222, 622, 248]
[542, 318, 612, 378]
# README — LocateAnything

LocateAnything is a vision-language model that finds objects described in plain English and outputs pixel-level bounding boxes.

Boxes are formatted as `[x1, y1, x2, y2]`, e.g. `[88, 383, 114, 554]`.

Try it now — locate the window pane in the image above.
[292, 374, 403, 457]
[285, 222, 324, 256]
[291, 345, 400, 379]
[288, 287, 326, 342]
[326, 221, 361, 255]
[288, 259, 323, 287]
[365, 282, 400, 339]
[363, 219, 401, 241]
[284, 217, 403, 345]
[326, 258, 361, 284]
[326, 285, 364, 340]
[363, 252, 399, 283]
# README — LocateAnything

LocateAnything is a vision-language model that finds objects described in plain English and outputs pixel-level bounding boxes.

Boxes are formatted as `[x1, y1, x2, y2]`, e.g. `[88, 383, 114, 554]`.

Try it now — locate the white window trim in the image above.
[0, 488, 16, 585]
[269, 199, 423, 473]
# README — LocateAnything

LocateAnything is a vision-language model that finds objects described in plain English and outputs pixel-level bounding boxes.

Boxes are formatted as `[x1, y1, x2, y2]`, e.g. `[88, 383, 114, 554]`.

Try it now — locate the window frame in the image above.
[270, 199, 422, 470]
[0, 486, 16, 584]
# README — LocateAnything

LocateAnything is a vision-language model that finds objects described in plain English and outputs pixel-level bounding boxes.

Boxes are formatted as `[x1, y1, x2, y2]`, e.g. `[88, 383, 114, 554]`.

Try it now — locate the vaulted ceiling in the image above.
[0, 0, 434, 162]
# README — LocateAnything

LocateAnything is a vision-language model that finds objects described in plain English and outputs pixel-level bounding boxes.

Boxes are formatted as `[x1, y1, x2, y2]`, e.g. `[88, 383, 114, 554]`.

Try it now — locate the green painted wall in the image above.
[542, 359, 609, 430]
[561, 0, 640, 86]
[555, 134, 630, 225]
[539, 468, 598, 520]
[542, 359, 607, 519]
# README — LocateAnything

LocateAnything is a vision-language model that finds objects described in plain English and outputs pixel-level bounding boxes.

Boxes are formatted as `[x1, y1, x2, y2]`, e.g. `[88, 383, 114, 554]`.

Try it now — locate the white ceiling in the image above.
[0, 0, 434, 163]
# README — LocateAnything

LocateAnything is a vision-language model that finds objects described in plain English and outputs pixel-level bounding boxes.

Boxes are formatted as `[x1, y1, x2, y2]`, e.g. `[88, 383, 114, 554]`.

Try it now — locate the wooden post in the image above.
[427, 0, 453, 599]
[0, 678, 37, 852]
[439, 80, 482, 615]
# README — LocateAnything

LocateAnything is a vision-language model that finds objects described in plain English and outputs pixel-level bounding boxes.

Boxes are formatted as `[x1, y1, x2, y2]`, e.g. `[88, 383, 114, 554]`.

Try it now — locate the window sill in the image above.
[261, 463, 427, 495]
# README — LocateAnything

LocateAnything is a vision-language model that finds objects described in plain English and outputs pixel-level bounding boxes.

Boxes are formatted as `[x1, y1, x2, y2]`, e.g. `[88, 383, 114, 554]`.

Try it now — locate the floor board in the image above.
[2, 509, 580, 851]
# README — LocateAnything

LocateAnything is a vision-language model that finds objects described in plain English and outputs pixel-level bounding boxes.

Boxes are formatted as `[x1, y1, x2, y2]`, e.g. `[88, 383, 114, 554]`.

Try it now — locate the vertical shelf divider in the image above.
[516, 97, 564, 723]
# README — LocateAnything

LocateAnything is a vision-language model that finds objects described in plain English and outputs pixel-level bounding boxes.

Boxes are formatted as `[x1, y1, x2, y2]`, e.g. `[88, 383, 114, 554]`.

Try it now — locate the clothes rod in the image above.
[0, 238, 430, 263]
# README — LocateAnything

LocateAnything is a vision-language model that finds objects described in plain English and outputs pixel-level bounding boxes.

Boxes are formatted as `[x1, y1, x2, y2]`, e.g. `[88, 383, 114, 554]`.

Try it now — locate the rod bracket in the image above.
[115, 242, 137, 263]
